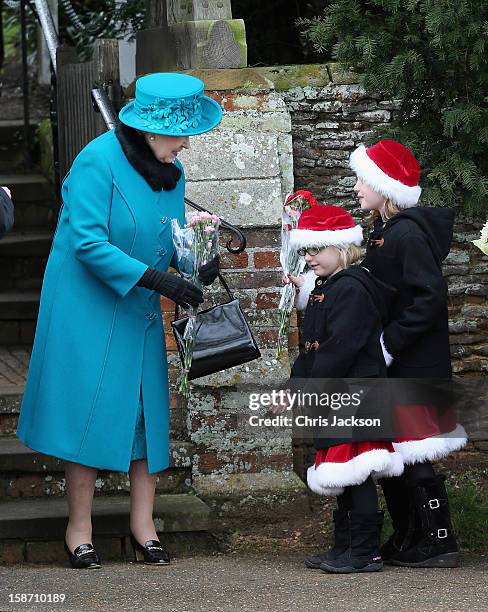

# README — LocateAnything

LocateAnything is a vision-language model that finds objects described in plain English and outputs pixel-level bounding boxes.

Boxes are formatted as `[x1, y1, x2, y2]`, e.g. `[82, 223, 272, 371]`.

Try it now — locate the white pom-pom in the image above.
[380, 332, 394, 367]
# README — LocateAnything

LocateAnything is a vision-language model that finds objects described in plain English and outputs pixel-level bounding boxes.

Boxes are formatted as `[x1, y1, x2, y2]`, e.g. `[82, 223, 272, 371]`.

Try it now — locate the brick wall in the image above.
[160, 73, 486, 494]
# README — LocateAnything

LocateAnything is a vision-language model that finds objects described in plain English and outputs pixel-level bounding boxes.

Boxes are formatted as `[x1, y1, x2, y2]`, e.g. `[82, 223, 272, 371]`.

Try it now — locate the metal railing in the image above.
[7, 0, 246, 253]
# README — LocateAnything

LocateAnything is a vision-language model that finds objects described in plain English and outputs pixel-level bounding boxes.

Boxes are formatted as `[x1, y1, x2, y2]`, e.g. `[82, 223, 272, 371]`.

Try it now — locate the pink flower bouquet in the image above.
[171, 212, 220, 395]
[276, 190, 317, 357]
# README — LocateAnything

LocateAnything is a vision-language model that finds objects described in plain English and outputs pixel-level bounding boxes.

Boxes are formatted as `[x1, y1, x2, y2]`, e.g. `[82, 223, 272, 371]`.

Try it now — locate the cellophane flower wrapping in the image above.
[171, 213, 221, 395]
[276, 190, 317, 358]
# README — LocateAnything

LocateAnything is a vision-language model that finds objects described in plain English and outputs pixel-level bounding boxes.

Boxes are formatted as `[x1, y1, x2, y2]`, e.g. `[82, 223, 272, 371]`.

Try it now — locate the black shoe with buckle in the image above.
[390, 475, 459, 568]
[64, 541, 101, 569]
[130, 534, 170, 565]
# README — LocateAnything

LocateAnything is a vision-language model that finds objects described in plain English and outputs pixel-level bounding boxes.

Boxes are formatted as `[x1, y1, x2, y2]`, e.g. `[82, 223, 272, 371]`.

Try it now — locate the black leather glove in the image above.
[137, 268, 204, 308]
[198, 255, 220, 286]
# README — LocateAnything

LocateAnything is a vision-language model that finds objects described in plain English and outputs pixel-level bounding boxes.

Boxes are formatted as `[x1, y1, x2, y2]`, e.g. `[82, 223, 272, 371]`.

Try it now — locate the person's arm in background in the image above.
[382, 231, 447, 358]
[0, 186, 14, 238]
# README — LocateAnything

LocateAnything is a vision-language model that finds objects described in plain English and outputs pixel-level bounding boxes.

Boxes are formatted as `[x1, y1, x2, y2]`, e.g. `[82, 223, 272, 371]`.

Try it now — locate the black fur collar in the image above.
[115, 122, 182, 191]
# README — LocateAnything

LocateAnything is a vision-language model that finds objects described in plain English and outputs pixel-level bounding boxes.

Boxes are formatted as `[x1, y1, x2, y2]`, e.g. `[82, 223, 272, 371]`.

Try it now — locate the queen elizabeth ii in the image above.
[17, 72, 222, 568]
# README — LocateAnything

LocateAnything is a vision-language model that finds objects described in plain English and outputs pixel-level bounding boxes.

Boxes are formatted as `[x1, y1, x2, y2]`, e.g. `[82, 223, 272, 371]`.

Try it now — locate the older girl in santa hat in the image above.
[347, 139, 467, 568]
[285, 203, 403, 574]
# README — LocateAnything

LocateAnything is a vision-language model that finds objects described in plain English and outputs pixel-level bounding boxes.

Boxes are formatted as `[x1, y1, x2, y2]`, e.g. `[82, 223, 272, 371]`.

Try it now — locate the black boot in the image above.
[390, 475, 459, 568]
[304, 510, 350, 569]
[379, 476, 412, 563]
[320, 511, 384, 574]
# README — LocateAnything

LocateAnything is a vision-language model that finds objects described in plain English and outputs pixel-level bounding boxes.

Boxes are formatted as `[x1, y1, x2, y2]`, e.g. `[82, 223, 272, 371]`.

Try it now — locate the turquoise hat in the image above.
[119, 72, 223, 136]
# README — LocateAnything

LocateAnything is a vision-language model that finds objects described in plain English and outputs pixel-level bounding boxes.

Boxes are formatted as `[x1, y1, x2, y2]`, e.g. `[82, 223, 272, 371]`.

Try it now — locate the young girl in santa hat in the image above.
[285, 203, 404, 574]
[348, 139, 467, 568]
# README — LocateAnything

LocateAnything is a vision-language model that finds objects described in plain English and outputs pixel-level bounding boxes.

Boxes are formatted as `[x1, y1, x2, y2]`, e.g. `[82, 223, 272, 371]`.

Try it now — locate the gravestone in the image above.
[136, 0, 247, 73]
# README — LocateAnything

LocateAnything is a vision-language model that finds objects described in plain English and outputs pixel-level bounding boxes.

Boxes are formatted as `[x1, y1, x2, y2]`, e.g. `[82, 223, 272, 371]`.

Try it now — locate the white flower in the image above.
[472, 220, 488, 256]
[480, 220, 488, 243]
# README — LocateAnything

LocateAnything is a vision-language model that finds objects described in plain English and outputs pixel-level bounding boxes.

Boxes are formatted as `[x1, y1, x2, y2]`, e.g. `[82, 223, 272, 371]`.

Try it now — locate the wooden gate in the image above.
[56, 39, 120, 179]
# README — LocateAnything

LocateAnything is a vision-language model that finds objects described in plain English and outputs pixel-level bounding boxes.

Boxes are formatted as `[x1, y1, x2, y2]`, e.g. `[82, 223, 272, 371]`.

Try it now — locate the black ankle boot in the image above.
[304, 510, 350, 569]
[390, 475, 459, 568]
[379, 476, 412, 563]
[320, 511, 384, 574]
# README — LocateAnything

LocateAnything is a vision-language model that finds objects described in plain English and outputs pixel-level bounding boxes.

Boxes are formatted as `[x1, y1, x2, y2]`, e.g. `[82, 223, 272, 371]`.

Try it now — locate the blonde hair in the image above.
[335, 244, 362, 270]
[370, 199, 401, 224]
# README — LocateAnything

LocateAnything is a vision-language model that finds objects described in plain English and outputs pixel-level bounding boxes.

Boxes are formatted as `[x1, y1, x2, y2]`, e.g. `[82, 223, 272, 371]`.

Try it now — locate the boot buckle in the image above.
[428, 498, 440, 509]
[437, 528, 448, 539]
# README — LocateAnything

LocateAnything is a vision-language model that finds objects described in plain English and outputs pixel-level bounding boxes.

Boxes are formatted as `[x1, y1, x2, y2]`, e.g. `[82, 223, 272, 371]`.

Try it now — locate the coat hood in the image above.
[388, 207, 455, 263]
[327, 265, 396, 325]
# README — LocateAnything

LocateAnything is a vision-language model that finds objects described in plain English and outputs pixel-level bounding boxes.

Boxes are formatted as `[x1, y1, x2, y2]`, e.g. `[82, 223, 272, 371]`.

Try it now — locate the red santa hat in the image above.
[290, 204, 363, 249]
[349, 139, 422, 208]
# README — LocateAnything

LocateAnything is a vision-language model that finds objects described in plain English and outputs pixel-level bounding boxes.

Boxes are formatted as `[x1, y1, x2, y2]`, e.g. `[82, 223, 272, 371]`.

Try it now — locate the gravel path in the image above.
[1, 552, 487, 612]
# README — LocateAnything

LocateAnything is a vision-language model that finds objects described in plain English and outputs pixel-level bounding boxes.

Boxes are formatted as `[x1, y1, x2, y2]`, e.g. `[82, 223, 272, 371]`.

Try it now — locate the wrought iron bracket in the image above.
[184, 197, 246, 254]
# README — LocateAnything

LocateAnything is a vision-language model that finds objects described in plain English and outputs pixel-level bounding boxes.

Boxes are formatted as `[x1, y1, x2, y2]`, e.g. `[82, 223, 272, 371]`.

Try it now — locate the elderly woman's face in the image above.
[141, 132, 190, 163]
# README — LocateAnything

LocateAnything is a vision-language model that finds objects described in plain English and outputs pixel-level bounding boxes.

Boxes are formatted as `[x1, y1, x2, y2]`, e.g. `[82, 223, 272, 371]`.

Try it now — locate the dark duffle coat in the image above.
[290, 266, 396, 450]
[362, 207, 455, 379]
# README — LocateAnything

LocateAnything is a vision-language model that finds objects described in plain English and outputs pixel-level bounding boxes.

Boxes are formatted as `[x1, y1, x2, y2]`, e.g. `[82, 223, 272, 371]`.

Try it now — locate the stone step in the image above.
[0, 120, 43, 176]
[0, 292, 40, 320]
[0, 438, 194, 498]
[0, 437, 194, 472]
[0, 493, 210, 541]
[0, 295, 38, 344]
[0, 380, 189, 435]
[0, 232, 51, 292]
[0, 147, 25, 173]
[0, 231, 52, 257]
[0, 174, 55, 229]
[0, 293, 39, 345]
[0, 173, 52, 202]
[0, 120, 39, 145]
[0, 385, 186, 440]
[0, 387, 23, 434]
[0, 319, 36, 346]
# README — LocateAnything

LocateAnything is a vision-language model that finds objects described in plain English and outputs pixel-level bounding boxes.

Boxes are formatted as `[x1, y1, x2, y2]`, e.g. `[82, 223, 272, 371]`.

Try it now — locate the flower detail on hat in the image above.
[136, 95, 202, 134]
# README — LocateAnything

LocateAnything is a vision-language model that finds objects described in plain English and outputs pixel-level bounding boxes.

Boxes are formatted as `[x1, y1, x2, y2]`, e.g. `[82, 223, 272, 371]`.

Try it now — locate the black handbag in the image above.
[171, 273, 261, 380]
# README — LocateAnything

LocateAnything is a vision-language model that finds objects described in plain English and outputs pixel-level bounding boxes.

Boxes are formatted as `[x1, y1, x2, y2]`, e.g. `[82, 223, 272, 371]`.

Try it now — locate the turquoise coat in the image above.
[17, 129, 186, 474]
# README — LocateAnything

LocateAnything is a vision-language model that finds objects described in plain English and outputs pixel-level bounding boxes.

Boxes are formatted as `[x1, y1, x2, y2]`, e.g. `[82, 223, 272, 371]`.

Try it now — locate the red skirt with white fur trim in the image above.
[307, 414, 468, 497]
[392, 404, 467, 465]
[307, 442, 404, 497]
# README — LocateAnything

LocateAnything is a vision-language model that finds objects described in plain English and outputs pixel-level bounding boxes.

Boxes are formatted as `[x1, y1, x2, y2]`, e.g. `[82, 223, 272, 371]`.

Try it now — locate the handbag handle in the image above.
[174, 272, 234, 319]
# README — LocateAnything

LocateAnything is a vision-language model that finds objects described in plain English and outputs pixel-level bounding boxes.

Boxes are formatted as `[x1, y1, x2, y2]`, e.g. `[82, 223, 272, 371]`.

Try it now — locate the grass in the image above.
[448, 471, 488, 552]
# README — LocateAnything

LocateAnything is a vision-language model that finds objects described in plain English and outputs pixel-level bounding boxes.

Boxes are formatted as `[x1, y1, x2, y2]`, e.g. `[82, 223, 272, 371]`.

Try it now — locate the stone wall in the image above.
[277, 66, 488, 473]
[159, 66, 486, 513]
[280, 67, 488, 379]
[160, 86, 307, 522]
